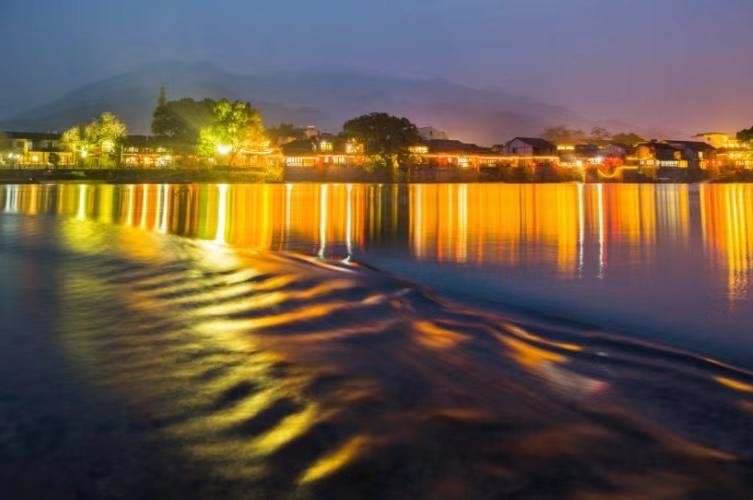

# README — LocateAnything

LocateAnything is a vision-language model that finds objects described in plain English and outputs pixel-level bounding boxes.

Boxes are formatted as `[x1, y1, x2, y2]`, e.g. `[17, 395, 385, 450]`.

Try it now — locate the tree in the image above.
[61, 125, 87, 165]
[151, 86, 172, 139]
[197, 99, 267, 165]
[611, 132, 645, 146]
[342, 113, 421, 174]
[267, 123, 305, 145]
[541, 126, 588, 145]
[49, 152, 60, 169]
[151, 97, 216, 146]
[62, 112, 127, 167]
[590, 127, 612, 143]
[738, 126, 753, 143]
[85, 112, 127, 167]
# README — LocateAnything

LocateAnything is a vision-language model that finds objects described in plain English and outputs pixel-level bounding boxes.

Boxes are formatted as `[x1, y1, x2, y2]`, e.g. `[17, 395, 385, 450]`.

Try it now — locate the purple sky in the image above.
[1, 0, 752, 133]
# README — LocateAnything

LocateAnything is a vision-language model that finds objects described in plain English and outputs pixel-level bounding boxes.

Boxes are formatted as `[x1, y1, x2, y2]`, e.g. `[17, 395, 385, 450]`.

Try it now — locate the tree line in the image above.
[58, 86, 422, 173]
[541, 126, 644, 147]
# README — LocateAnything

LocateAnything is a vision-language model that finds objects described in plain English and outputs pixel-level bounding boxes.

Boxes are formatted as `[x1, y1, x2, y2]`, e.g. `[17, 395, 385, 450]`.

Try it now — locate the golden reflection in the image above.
[715, 376, 753, 393]
[11, 208, 752, 497]
[700, 184, 753, 302]
[3, 182, 753, 304]
[299, 436, 369, 484]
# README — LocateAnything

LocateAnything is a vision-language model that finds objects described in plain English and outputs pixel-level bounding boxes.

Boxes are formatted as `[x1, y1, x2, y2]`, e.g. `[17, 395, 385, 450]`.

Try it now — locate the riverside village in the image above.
[2, 88, 753, 183]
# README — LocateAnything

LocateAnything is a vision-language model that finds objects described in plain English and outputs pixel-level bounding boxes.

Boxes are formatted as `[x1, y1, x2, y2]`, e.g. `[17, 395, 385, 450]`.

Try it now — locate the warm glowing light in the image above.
[299, 436, 368, 484]
[216, 144, 232, 156]
[715, 376, 753, 393]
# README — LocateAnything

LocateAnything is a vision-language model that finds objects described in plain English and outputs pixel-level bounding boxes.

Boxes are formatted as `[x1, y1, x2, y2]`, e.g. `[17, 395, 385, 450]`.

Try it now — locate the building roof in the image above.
[281, 139, 318, 155]
[506, 137, 556, 150]
[2, 131, 61, 141]
[425, 139, 492, 155]
[665, 140, 716, 152]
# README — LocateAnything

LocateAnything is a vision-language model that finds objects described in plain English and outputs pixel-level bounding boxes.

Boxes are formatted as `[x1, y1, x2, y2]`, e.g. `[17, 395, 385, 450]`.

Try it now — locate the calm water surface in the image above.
[1, 182, 753, 498]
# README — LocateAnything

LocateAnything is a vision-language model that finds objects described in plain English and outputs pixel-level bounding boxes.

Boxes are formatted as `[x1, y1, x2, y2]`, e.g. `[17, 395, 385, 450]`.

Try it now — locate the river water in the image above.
[1, 183, 752, 498]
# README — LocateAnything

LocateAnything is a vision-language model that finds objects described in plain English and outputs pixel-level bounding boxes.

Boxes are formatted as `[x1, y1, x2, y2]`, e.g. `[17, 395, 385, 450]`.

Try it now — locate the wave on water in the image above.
[2, 214, 753, 498]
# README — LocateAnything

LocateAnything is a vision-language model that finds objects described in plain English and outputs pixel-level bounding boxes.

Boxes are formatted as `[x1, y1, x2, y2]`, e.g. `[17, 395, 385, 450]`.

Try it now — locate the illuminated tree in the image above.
[342, 112, 421, 174]
[61, 126, 86, 163]
[62, 112, 127, 167]
[197, 99, 267, 165]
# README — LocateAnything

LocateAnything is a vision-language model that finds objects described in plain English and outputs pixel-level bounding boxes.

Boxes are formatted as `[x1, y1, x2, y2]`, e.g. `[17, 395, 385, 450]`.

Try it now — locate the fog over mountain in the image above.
[0, 61, 681, 145]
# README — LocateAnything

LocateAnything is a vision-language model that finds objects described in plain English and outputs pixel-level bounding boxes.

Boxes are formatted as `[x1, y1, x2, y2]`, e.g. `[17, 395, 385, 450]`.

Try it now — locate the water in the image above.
[1, 183, 753, 498]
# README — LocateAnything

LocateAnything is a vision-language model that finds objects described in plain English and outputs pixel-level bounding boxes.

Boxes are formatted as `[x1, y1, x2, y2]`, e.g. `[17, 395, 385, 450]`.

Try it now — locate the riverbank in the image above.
[0, 168, 268, 184]
[1, 166, 751, 183]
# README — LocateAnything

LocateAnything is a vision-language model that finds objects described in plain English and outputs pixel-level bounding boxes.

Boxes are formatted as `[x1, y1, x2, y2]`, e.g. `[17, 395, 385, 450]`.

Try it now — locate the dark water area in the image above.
[1, 183, 753, 498]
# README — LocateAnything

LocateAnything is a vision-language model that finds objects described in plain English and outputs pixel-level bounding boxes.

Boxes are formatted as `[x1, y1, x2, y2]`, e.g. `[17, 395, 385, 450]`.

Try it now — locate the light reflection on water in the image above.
[2, 183, 753, 359]
[2, 184, 753, 497]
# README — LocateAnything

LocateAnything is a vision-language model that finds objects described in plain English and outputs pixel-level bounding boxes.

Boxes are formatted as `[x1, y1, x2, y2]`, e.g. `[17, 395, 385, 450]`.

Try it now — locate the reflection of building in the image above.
[700, 184, 753, 301]
[0, 131, 75, 167]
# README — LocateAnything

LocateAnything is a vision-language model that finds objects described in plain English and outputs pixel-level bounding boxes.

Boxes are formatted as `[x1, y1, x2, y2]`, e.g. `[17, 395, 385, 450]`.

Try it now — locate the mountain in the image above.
[0, 61, 677, 144]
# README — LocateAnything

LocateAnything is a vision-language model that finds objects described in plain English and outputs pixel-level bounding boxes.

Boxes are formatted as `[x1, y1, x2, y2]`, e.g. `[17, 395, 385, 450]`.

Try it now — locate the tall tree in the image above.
[342, 112, 421, 172]
[267, 123, 305, 145]
[151, 86, 171, 140]
[738, 126, 753, 143]
[197, 99, 267, 164]
[151, 97, 216, 146]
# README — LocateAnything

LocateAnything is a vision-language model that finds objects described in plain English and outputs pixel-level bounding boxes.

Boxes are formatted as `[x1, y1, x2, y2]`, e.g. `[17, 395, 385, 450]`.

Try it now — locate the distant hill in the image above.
[0, 61, 682, 144]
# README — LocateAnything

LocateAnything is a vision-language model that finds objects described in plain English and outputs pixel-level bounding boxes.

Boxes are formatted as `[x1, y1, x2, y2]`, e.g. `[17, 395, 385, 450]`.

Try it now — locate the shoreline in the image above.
[1, 167, 752, 184]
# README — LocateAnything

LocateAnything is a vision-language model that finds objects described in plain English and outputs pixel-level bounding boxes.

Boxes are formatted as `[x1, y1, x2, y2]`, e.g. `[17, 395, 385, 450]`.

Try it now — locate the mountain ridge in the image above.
[1, 61, 684, 144]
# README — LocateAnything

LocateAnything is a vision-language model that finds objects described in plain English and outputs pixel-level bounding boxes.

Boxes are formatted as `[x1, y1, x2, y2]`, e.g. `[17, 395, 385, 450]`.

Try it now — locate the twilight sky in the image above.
[1, 0, 752, 133]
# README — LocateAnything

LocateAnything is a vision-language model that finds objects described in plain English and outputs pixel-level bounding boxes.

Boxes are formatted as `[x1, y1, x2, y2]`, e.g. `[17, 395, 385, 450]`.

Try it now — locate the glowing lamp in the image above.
[216, 144, 232, 156]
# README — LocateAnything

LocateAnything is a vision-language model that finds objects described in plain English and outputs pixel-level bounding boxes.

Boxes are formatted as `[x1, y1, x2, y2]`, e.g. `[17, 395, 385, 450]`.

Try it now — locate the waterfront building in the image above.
[695, 132, 743, 149]
[695, 133, 753, 170]
[635, 141, 688, 169]
[0, 131, 75, 167]
[502, 137, 557, 157]
[121, 135, 175, 168]
[664, 140, 716, 170]
[281, 137, 367, 168]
